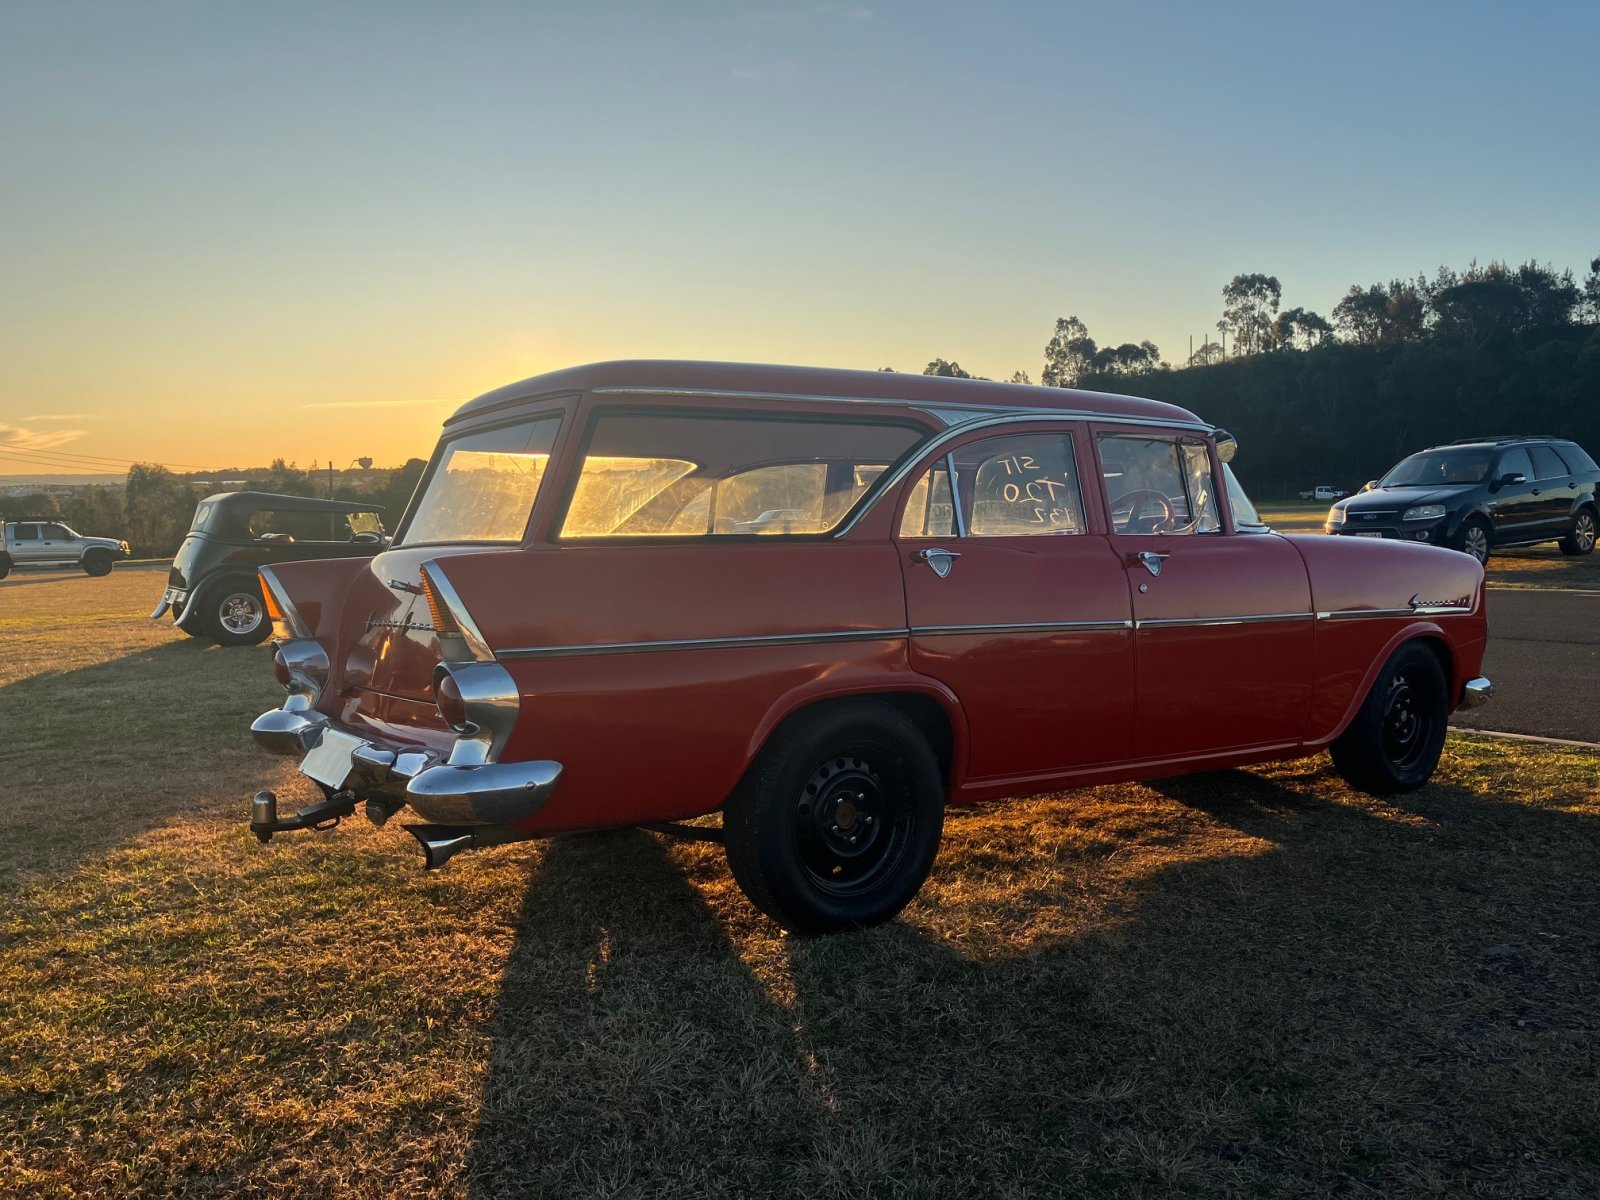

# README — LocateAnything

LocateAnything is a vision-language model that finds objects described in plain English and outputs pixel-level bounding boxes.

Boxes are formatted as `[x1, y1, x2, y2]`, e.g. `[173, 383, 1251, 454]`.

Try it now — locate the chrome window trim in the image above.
[420, 560, 496, 662]
[497, 627, 909, 661]
[945, 451, 967, 538]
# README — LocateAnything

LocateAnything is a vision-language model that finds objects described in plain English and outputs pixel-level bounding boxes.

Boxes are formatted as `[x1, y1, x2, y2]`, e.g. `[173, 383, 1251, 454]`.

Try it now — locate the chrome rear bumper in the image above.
[1459, 676, 1494, 710]
[249, 707, 561, 825]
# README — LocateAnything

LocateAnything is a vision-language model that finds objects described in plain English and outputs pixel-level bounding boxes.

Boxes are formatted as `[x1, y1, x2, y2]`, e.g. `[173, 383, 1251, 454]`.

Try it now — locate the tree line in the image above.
[920, 256, 1600, 496]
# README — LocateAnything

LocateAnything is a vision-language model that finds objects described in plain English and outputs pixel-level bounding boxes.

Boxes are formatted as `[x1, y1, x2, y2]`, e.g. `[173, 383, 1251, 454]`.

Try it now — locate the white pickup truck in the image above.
[0, 520, 130, 579]
[1298, 485, 1347, 502]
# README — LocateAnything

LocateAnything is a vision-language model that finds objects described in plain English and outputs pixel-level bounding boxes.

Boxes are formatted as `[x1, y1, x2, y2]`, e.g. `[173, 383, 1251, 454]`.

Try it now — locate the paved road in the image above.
[1451, 588, 1600, 744]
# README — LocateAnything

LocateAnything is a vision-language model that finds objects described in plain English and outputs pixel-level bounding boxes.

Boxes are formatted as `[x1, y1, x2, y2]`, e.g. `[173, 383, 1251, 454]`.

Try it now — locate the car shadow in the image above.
[467, 768, 1600, 1197]
[0, 636, 280, 885]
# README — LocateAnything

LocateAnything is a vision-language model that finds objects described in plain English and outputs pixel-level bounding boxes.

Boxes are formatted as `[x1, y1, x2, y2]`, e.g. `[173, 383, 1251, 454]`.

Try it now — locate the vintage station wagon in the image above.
[249, 361, 1492, 933]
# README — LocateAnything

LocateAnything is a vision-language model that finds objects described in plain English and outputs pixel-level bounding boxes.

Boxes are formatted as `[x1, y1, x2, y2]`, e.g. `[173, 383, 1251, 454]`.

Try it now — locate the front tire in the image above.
[1455, 517, 1491, 564]
[81, 549, 114, 577]
[205, 582, 271, 646]
[1559, 507, 1596, 556]
[723, 702, 945, 935]
[1331, 642, 1449, 795]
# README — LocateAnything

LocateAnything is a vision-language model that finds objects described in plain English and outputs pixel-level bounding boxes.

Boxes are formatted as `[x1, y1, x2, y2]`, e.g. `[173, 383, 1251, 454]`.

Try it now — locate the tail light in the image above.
[435, 671, 468, 729]
[417, 560, 493, 661]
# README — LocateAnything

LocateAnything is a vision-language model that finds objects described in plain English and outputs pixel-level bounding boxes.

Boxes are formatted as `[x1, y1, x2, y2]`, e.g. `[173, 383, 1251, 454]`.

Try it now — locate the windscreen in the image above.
[1380, 448, 1492, 487]
[400, 416, 562, 546]
[560, 411, 925, 537]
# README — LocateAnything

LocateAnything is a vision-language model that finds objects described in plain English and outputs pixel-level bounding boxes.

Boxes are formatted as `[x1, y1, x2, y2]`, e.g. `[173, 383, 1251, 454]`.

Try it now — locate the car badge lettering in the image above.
[1409, 593, 1470, 611]
[365, 616, 437, 633]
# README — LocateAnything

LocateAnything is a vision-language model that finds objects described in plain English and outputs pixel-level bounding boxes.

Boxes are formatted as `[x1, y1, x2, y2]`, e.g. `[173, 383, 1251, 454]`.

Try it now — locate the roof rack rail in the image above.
[1446, 434, 1554, 445]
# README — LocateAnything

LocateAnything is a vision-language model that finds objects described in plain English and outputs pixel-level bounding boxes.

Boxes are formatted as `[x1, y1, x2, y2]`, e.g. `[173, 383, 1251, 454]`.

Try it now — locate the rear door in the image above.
[1528, 444, 1577, 534]
[1095, 426, 1314, 759]
[895, 424, 1135, 782]
[10, 523, 44, 563]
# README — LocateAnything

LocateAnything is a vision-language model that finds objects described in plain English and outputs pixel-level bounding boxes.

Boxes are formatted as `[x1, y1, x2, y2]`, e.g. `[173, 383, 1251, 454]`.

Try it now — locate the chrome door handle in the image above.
[914, 547, 961, 578]
[1125, 550, 1168, 577]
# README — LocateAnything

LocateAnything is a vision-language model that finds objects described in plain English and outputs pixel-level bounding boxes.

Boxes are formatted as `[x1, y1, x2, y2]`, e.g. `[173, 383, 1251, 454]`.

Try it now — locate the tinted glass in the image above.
[1559, 442, 1598, 472]
[43, 524, 71, 539]
[561, 412, 923, 537]
[1380, 449, 1492, 486]
[1496, 448, 1534, 482]
[1529, 445, 1569, 479]
[401, 416, 562, 546]
[899, 462, 955, 537]
[16, 524, 40, 539]
[1100, 435, 1220, 534]
[954, 433, 1086, 536]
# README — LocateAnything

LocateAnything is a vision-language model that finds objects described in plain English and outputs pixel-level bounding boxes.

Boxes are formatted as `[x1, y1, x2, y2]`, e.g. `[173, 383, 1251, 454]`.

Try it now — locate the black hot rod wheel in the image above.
[723, 701, 945, 935]
[1331, 641, 1449, 795]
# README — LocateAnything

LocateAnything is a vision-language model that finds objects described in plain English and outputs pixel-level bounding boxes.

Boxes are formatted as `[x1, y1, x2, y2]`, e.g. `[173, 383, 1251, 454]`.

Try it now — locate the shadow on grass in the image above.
[0, 636, 279, 885]
[469, 768, 1600, 1197]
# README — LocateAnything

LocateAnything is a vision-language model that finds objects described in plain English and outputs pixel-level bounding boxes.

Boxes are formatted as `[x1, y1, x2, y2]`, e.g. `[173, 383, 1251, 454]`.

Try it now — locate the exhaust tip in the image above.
[406, 824, 477, 870]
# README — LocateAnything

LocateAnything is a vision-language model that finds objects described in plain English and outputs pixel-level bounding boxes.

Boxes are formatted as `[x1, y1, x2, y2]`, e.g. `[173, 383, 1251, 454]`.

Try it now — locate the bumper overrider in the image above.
[247, 563, 562, 865]
[1459, 676, 1494, 710]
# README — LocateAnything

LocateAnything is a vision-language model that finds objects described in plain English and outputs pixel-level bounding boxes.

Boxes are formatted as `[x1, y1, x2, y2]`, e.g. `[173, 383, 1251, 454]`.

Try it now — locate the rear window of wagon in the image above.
[557, 411, 928, 538]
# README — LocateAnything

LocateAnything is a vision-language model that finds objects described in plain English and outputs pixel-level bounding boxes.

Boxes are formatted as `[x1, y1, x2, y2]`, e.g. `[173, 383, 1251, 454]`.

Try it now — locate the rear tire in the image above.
[81, 549, 114, 577]
[1454, 517, 1491, 564]
[1559, 507, 1596, 556]
[205, 582, 271, 647]
[0, 556, 10, 580]
[1331, 642, 1449, 795]
[723, 701, 945, 935]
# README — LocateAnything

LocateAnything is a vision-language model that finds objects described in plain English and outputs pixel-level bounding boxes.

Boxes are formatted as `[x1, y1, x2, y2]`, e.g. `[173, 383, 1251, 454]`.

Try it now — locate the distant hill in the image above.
[0, 473, 124, 488]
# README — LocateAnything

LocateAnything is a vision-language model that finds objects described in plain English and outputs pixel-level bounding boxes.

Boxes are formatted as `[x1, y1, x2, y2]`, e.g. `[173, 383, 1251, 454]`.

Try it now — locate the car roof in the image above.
[199, 490, 383, 513]
[1442, 435, 1557, 448]
[446, 359, 1206, 429]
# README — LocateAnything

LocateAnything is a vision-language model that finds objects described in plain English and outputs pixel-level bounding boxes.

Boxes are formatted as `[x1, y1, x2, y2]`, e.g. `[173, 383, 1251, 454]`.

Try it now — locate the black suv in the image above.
[1325, 436, 1599, 564]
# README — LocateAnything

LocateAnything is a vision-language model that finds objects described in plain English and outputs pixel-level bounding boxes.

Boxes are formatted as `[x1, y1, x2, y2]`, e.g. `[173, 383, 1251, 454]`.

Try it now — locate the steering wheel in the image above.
[350, 531, 384, 544]
[1112, 489, 1176, 534]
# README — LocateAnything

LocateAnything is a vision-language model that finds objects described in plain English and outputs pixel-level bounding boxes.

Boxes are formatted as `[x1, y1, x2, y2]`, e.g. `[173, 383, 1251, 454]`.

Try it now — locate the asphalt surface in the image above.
[1451, 588, 1600, 744]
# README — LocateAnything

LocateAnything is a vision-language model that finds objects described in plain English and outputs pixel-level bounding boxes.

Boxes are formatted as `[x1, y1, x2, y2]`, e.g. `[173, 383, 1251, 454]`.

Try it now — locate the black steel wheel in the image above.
[724, 701, 944, 934]
[81, 549, 114, 577]
[1455, 517, 1491, 564]
[1559, 507, 1596, 557]
[1331, 641, 1449, 795]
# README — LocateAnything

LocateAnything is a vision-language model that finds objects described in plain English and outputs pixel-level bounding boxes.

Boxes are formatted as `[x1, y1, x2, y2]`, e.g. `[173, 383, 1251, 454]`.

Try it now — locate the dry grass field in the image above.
[2, 565, 1598, 1198]
[1258, 504, 1600, 590]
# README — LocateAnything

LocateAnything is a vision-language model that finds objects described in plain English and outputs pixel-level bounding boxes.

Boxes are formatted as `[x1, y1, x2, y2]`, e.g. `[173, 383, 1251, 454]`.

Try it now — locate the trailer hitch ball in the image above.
[252, 791, 279, 843]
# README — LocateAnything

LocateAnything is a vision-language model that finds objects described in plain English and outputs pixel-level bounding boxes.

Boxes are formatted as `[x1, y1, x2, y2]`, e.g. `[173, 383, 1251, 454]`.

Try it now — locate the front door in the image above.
[1096, 427, 1315, 759]
[894, 426, 1135, 784]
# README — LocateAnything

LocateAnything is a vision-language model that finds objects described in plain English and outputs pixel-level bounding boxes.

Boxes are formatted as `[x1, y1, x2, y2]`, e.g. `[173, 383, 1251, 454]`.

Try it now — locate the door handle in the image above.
[1532, 489, 1542, 496]
[914, 547, 960, 578]
[1125, 550, 1168, 577]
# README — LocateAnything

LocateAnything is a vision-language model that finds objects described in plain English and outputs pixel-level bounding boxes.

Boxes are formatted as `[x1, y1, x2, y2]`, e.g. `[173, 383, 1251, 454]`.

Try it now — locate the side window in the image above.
[43, 524, 71, 539]
[1497, 448, 1534, 482]
[1100, 435, 1221, 535]
[959, 433, 1086, 537]
[1529, 445, 1568, 480]
[898, 461, 956, 537]
[16, 524, 40, 541]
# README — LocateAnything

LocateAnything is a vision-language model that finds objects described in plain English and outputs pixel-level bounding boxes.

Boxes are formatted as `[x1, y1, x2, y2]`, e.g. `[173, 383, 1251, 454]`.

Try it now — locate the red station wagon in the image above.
[249, 361, 1493, 933]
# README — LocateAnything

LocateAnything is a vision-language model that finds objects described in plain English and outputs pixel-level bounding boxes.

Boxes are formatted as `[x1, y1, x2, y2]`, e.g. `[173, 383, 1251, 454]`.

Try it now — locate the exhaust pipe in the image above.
[406, 823, 531, 870]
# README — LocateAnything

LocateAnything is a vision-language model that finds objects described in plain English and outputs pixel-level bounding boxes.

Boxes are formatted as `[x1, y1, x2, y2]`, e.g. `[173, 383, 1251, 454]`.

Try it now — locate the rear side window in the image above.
[1529, 445, 1569, 479]
[1559, 442, 1598, 473]
[559, 412, 924, 538]
[401, 416, 562, 546]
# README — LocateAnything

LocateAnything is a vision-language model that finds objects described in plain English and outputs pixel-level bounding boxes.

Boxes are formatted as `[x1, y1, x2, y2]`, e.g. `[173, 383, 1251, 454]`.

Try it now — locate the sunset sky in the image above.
[2, 1, 1596, 477]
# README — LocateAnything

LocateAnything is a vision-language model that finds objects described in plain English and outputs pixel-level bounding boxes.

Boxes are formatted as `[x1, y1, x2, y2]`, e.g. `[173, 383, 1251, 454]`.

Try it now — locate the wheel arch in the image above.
[1319, 623, 1456, 744]
[175, 569, 262, 633]
[743, 679, 969, 800]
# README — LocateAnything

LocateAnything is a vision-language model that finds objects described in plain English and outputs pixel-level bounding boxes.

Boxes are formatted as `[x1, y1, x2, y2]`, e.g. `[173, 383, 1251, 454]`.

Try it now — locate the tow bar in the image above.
[251, 789, 359, 843]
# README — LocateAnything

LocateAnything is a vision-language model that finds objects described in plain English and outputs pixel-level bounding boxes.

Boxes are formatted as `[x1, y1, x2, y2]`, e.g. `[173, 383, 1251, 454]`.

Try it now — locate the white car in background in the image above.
[0, 520, 130, 579]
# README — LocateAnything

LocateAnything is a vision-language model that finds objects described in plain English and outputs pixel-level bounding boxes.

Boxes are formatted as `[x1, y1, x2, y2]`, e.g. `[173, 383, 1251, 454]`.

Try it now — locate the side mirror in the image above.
[1491, 472, 1526, 490]
[1360, 480, 1378, 493]
[1213, 429, 1238, 464]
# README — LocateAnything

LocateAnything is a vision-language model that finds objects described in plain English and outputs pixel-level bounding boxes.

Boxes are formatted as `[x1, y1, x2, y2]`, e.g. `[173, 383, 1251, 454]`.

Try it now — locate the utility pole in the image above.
[327, 459, 334, 499]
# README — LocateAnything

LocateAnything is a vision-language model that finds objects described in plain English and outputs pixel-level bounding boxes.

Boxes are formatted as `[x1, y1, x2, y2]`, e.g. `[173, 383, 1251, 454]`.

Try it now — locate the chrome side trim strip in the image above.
[497, 628, 910, 660]
[1315, 606, 1473, 621]
[1135, 612, 1313, 629]
[911, 619, 1132, 635]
